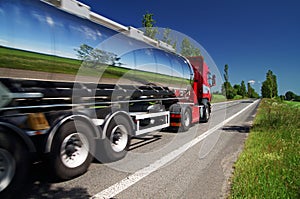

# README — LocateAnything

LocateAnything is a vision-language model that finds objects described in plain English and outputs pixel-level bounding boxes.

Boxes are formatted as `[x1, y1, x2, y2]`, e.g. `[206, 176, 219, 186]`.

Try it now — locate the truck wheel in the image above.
[49, 120, 95, 180]
[180, 108, 192, 132]
[99, 115, 132, 163]
[0, 130, 30, 199]
[200, 104, 210, 123]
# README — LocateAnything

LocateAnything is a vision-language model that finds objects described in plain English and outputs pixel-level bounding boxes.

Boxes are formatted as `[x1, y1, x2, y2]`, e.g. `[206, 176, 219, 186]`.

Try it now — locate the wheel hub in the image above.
[60, 133, 89, 168]
[65, 136, 82, 157]
[110, 125, 128, 153]
[184, 112, 190, 127]
[112, 132, 122, 144]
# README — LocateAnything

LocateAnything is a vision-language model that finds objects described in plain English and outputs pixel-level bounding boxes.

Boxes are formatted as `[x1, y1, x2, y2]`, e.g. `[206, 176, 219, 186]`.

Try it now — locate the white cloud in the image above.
[31, 11, 61, 27]
[0, 39, 9, 45]
[96, 30, 102, 37]
[46, 16, 54, 26]
[70, 25, 101, 41]
[248, 80, 255, 85]
[32, 11, 45, 23]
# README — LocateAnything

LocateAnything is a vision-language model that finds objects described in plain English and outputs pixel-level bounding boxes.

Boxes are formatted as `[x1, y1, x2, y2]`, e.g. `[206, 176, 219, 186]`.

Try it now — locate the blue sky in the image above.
[1, 0, 299, 95]
[80, 0, 300, 95]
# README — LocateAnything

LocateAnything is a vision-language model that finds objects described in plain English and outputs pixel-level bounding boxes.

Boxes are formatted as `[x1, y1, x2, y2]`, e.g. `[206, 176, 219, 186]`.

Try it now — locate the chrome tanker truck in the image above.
[0, 0, 215, 197]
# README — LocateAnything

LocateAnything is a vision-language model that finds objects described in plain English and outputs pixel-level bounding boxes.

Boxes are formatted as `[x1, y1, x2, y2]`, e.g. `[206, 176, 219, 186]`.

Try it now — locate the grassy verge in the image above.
[230, 99, 300, 198]
[211, 94, 227, 103]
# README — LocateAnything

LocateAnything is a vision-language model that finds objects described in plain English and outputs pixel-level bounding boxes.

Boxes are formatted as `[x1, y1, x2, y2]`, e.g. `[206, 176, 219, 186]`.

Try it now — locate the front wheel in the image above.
[179, 108, 192, 132]
[48, 120, 95, 180]
[0, 129, 30, 199]
[200, 104, 210, 123]
[98, 115, 132, 163]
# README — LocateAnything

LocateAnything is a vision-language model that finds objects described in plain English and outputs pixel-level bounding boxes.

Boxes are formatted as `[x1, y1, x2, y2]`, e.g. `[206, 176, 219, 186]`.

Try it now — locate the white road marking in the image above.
[91, 100, 259, 199]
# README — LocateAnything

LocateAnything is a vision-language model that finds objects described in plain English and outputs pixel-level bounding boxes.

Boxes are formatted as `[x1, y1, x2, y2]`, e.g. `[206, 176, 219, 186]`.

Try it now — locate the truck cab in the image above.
[187, 56, 215, 122]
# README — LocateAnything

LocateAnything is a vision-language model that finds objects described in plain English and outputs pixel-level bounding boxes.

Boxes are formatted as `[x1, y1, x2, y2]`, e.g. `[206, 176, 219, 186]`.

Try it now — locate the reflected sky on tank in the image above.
[0, 0, 115, 59]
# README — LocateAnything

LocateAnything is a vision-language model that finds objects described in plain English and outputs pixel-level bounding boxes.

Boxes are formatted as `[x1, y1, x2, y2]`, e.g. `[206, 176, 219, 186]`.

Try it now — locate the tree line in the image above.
[143, 12, 298, 101]
[221, 64, 280, 100]
[142, 12, 200, 57]
[260, 69, 299, 101]
[283, 91, 300, 102]
[222, 64, 259, 99]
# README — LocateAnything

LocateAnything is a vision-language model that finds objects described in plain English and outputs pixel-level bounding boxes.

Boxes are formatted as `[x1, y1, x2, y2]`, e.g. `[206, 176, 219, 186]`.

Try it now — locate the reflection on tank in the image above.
[0, 0, 193, 97]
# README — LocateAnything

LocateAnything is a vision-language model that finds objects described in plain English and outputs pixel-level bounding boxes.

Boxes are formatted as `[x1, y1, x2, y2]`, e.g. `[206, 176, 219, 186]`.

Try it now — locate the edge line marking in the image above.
[92, 99, 259, 199]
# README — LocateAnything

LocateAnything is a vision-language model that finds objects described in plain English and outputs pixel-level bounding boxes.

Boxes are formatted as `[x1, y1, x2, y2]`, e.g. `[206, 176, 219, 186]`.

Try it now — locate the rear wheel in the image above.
[48, 120, 95, 180]
[98, 115, 132, 163]
[0, 129, 30, 199]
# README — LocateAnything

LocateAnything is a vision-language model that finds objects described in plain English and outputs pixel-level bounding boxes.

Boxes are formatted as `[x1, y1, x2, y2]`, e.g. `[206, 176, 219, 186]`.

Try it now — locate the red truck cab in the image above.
[187, 56, 215, 122]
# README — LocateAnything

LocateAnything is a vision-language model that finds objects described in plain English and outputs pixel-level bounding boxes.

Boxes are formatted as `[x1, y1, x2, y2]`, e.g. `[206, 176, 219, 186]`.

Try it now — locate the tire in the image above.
[48, 120, 95, 180]
[0, 129, 30, 199]
[98, 115, 132, 163]
[200, 104, 210, 123]
[179, 108, 192, 132]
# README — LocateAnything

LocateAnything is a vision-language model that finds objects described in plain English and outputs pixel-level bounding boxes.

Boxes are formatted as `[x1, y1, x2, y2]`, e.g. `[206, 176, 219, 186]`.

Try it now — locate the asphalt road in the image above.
[24, 99, 260, 199]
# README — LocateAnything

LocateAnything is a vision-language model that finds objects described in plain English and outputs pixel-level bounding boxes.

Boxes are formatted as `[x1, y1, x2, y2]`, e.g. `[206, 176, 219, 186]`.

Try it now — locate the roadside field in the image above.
[211, 94, 227, 103]
[0, 46, 81, 74]
[284, 100, 300, 108]
[230, 99, 300, 198]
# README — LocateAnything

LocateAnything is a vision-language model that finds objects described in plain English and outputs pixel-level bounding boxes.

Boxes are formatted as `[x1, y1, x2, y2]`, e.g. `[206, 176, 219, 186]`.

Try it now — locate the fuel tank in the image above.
[0, 0, 194, 92]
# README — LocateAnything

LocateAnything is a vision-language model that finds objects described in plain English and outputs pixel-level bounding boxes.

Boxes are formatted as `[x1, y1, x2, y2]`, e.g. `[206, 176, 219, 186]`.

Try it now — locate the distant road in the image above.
[23, 99, 260, 199]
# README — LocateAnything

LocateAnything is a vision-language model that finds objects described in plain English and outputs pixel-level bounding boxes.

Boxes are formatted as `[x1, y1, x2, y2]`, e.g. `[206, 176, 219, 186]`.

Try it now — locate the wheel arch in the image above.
[169, 103, 192, 114]
[0, 122, 36, 153]
[45, 114, 100, 153]
[102, 111, 135, 139]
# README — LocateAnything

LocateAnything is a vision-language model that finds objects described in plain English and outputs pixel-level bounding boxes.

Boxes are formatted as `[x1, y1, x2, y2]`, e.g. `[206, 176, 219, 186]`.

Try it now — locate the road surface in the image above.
[23, 99, 260, 199]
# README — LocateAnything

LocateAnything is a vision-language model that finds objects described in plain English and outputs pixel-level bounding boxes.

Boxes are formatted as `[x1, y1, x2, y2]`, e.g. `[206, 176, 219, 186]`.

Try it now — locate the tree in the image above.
[162, 28, 172, 45]
[162, 28, 177, 49]
[180, 38, 201, 57]
[74, 44, 93, 60]
[247, 82, 259, 98]
[224, 64, 229, 83]
[285, 91, 297, 101]
[222, 64, 235, 99]
[247, 82, 253, 98]
[74, 44, 118, 68]
[233, 84, 241, 95]
[240, 80, 247, 98]
[261, 70, 278, 98]
[142, 12, 158, 40]
[261, 81, 269, 98]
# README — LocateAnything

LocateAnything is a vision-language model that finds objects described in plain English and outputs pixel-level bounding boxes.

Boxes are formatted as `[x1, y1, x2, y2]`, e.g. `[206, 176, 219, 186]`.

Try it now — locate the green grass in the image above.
[211, 94, 227, 103]
[0, 46, 187, 86]
[211, 94, 251, 104]
[230, 99, 300, 199]
[0, 46, 82, 74]
[284, 100, 300, 108]
[233, 95, 243, 100]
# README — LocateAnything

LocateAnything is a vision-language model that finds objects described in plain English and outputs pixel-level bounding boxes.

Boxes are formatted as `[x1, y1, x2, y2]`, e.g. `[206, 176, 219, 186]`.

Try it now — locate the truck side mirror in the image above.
[212, 75, 216, 87]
